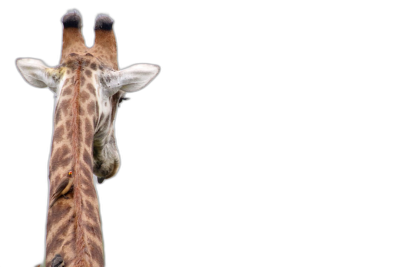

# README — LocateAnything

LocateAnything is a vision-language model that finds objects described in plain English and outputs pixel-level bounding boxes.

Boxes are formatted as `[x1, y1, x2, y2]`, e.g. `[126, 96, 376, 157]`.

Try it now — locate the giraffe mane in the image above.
[71, 60, 89, 267]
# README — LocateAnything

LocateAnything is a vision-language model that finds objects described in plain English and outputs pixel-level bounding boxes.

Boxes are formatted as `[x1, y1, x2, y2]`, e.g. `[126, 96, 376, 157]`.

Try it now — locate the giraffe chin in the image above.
[93, 141, 121, 183]
[93, 158, 120, 184]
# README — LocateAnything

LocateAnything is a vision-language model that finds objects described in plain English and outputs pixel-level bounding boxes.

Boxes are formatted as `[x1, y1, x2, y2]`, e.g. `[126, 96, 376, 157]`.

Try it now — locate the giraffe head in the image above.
[16, 10, 160, 183]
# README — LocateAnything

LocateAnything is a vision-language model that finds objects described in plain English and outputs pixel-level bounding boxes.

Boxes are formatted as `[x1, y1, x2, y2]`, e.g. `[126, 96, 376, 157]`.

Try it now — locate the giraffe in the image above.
[16, 10, 160, 267]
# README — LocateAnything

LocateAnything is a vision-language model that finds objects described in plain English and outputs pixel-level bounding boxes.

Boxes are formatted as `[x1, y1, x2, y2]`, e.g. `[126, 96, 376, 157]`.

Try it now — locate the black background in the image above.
[0, 2, 219, 267]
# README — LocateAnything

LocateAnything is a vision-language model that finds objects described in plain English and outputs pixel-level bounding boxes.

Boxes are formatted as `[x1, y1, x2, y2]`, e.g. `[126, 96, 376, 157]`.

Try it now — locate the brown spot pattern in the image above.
[65, 120, 72, 129]
[83, 59, 91, 67]
[85, 118, 94, 147]
[80, 91, 90, 103]
[46, 203, 72, 233]
[63, 86, 73, 96]
[79, 103, 85, 115]
[80, 75, 86, 86]
[46, 235, 66, 260]
[83, 149, 93, 167]
[53, 125, 65, 143]
[89, 239, 104, 266]
[81, 165, 92, 181]
[63, 236, 74, 248]
[85, 135, 93, 150]
[81, 174, 93, 192]
[87, 83, 96, 95]
[55, 110, 62, 124]
[51, 145, 72, 172]
[84, 202, 99, 225]
[90, 63, 97, 70]
[85, 70, 92, 78]
[84, 200, 95, 214]
[58, 99, 70, 116]
[82, 185, 97, 200]
[87, 100, 96, 115]
[46, 216, 74, 254]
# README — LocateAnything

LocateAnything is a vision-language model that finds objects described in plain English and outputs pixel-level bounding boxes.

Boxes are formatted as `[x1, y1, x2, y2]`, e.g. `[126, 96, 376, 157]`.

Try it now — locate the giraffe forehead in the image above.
[61, 57, 100, 84]
[63, 53, 111, 69]
[59, 53, 118, 87]
[61, 49, 116, 69]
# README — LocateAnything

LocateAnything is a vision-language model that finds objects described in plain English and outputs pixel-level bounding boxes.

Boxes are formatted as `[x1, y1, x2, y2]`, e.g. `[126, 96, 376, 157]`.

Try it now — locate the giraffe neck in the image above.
[46, 58, 104, 267]
[71, 60, 87, 267]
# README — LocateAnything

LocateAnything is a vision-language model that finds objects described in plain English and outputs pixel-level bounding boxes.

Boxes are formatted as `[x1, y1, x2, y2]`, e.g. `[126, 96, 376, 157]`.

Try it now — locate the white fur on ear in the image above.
[119, 64, 161, 93]
[16, 58, 58, 91]
[102, 63, 160, 96]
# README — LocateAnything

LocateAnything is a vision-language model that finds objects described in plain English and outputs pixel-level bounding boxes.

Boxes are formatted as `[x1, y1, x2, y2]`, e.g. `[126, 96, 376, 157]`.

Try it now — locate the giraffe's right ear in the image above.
[16, 58, 59, 91]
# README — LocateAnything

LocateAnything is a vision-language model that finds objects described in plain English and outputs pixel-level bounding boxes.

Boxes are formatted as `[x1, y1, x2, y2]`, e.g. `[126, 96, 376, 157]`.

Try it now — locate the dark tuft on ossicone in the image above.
[94, 14, 114, 30]
[62, 9, 82, 28]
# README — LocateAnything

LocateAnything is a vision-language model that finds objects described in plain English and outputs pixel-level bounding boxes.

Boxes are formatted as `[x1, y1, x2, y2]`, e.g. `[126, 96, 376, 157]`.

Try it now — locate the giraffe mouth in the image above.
[97, 177, 105, 183]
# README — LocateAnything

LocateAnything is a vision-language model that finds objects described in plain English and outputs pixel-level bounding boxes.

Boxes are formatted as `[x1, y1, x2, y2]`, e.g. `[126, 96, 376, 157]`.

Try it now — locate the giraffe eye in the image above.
[118, 97, 129, 106]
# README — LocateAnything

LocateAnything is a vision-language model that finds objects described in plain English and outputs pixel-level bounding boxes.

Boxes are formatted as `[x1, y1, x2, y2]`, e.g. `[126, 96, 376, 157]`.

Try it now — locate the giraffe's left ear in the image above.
[16, 58, 59, 91]
[102, 63, 160, 97]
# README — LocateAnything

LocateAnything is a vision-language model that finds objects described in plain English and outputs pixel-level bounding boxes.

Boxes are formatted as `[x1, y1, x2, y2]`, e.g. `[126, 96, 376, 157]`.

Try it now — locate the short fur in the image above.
[16, 9, 160, 267]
